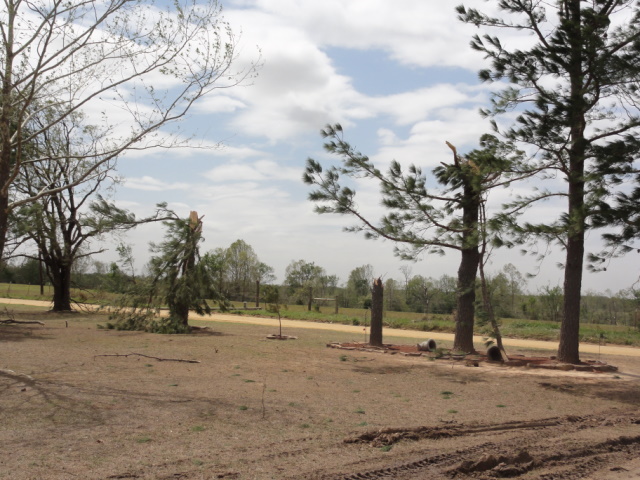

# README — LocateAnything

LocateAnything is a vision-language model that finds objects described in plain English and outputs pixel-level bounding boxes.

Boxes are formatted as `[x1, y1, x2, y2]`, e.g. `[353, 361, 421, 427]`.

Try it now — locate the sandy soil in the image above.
[1, 307, 640, 480]
[2, 297, 638, 358]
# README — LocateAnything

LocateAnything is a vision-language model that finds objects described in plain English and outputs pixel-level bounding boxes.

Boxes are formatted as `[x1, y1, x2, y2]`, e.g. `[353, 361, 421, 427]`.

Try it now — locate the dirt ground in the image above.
[1, 309, 640, 480]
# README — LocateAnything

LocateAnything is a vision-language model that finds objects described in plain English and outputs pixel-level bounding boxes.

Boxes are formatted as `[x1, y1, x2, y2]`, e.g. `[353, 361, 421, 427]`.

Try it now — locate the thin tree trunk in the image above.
[0, 3, 15, 262]
[478, 204, 507, 359]
[256, 280, 260, 307]
[370, 277, 383, 347]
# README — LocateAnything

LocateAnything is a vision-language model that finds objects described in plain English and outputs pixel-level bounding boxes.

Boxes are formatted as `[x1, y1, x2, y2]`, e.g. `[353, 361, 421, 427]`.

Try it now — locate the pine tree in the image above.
[457, 1, 640, 363]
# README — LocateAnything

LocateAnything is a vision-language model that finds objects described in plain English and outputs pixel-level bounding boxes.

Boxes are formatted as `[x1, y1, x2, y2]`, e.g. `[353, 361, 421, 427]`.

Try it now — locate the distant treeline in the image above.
[2, 255, 637, 328]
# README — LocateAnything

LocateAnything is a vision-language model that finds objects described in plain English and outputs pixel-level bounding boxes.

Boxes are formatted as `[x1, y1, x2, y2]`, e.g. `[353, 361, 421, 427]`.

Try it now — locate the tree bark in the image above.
[369, 277, 383, 347]
[49, 262, 72, 311]
[454, 245, 479, 353]
[453, 179, 480, 354]
[172, 303, 190, 327]
[558, 0, 586, 364]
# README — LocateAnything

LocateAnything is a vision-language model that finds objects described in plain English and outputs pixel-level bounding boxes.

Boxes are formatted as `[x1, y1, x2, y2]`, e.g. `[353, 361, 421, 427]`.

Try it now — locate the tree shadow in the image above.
[0, 324, 50, 343]
[539, 379, 640, 406]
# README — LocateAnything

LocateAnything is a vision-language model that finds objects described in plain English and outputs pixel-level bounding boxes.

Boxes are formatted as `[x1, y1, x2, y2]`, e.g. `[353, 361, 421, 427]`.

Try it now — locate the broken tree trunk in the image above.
[370, 277, 383, 347]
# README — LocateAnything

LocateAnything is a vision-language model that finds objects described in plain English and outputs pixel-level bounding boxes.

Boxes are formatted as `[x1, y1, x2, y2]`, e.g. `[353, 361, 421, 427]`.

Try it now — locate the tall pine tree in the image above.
[458, 1, 640, 363]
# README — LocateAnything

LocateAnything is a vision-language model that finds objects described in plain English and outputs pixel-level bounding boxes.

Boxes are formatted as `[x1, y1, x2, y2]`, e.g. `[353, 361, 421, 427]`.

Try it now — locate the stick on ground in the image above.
[93, 353, 200, 363]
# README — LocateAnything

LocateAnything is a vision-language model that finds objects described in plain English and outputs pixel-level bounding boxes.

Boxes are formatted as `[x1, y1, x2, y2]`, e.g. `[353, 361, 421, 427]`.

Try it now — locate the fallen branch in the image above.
[93, 353, 200, 363]
[1, 308, 45, 325]
[0, 319, 45, 325]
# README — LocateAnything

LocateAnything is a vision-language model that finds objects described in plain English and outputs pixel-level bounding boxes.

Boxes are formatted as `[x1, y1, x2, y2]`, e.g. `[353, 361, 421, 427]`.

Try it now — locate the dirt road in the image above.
[2, 297, 639, 358]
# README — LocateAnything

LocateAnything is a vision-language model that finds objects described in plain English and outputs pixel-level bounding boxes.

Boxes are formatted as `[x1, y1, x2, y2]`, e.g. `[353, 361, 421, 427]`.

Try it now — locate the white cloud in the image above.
[123, 176, 191, 191]
[97, 1, 640, 294]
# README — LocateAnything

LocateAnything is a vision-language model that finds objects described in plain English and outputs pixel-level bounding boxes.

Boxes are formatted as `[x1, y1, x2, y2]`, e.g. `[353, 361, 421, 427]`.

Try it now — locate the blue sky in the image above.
[103, 0, 639, 294]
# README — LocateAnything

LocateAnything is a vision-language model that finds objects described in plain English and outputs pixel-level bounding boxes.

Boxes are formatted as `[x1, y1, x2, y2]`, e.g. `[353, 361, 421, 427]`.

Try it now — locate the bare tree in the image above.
[0, 0, 259, 260]
[10, 114, 166, 310]
[399, 264, 413, 301]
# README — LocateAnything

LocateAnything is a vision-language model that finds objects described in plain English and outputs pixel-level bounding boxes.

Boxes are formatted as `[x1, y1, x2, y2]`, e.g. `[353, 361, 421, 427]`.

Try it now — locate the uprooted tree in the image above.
[304, 125, 522, 353]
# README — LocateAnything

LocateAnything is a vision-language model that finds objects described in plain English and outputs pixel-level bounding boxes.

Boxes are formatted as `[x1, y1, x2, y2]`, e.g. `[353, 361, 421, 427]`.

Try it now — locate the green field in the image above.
[2, 282, 639, 347]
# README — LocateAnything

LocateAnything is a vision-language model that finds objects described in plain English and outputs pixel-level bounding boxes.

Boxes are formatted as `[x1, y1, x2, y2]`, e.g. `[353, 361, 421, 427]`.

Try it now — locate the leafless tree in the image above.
[0, 0, 259, 259]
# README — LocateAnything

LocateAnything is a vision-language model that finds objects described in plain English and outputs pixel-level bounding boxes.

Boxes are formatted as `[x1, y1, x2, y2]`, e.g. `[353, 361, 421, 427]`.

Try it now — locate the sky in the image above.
[101, 0, 639, 294]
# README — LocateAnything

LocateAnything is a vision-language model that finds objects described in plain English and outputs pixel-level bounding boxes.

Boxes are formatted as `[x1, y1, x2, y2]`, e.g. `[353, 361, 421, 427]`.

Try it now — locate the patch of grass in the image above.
[300, 423, 311, 429]
[145, 364, 153, 367]
[191, 426, 205, 432]
[168, 384, 178, 387]
[496, 404, 506, 408]
[238, 405, 248, 411]
[288, 402, 298, 407]
[192, 459, 204, 466]
[306, 376, 314, 380]
[357, 421, 368, 426]
[441, 390, 453, 399]
[339, 355, 348, 362]
[136, 436, 151, 443]
[355, 407, 365, 414]
[352, 389, 360, 393]
[243, 379, 256, 383]
[447, 409, 458, 414]
[380, 445, 393, 452]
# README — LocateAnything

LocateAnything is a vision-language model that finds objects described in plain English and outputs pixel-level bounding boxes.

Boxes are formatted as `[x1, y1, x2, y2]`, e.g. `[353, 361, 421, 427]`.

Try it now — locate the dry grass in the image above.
[1, 310, 639, 479]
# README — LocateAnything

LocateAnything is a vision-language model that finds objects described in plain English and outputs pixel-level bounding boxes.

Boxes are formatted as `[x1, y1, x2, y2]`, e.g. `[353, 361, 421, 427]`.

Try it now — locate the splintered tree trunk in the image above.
[453, 179, 480, 354]
[370, 277, 383, 347]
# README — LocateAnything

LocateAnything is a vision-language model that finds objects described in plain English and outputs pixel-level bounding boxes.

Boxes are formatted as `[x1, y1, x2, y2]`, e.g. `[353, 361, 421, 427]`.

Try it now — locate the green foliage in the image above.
[106, 209, 227, 334]
[458, 1, 640, 361]
[283, 259, 337, 304]
[149, 210, 227, 326]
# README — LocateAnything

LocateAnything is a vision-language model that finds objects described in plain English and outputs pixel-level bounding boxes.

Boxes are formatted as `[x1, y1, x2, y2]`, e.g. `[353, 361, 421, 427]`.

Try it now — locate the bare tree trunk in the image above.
[370, 277, 383, 347]
[454, 246, 478, 353]
[559, 233, 584, 363]
[50, 263, 72, 311]
[478, 254, 507, 359]
[39, 254, 44, 296]
[453, 178, 480, 354]
[255, 280, 260, 307]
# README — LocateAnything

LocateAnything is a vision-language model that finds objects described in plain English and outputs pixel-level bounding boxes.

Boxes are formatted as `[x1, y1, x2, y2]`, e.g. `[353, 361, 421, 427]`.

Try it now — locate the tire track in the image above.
[306, 411, 640, 480]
